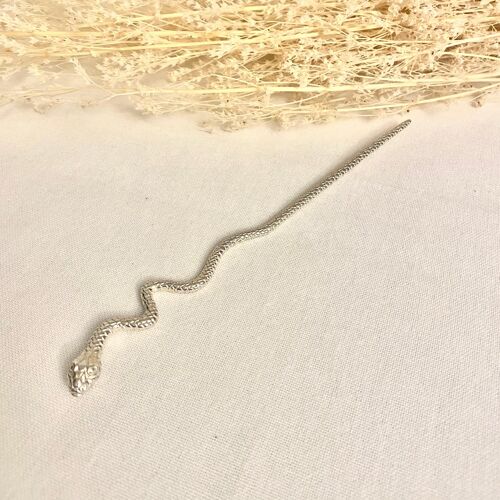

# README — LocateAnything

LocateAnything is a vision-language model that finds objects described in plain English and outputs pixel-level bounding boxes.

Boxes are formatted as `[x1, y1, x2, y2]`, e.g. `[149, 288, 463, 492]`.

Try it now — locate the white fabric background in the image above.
[1, 103, 499, 499]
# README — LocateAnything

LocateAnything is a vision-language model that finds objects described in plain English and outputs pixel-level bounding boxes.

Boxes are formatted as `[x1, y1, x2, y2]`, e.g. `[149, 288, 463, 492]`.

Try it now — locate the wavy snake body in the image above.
[68, 120, 411, 396]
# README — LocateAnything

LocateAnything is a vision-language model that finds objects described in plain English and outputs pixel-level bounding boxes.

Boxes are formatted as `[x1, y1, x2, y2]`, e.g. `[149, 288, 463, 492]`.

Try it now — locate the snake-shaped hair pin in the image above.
[68, 120, 411, 396]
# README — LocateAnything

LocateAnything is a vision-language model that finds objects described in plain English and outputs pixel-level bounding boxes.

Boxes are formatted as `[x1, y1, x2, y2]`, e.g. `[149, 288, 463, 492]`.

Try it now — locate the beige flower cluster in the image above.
[1, 0, 499, 129]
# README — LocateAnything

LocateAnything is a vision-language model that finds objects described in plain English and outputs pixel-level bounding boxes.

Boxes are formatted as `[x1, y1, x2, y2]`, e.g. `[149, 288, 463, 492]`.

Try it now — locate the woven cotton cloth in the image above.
[1, 104, 499, 499]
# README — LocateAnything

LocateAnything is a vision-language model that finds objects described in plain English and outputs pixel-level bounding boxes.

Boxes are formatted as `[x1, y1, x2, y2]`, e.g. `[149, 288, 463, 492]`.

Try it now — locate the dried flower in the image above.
[0, 0, 499, 128]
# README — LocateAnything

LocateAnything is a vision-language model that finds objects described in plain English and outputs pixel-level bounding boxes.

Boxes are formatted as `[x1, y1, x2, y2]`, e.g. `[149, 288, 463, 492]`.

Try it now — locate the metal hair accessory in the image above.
[68, 120, 411, 396]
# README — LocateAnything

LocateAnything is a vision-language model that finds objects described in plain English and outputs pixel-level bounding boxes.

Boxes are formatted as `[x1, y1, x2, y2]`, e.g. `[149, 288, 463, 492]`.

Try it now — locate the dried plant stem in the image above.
[1, 0, 499, 129]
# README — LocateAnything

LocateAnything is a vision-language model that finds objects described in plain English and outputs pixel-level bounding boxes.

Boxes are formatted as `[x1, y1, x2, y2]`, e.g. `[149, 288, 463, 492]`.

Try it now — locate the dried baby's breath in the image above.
[1, 0, 499, 128]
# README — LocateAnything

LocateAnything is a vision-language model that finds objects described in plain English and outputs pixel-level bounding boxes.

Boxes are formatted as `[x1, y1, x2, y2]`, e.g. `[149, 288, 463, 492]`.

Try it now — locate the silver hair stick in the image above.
[68, 119, 411, 396]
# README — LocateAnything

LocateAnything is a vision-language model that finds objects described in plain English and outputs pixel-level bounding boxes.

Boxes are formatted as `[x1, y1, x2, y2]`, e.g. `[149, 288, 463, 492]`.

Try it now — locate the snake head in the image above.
[68, 349, 101, 396]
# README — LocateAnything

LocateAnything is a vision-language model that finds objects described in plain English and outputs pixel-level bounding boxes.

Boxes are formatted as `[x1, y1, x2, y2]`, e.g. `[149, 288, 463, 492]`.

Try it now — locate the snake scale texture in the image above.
[68, 119, 411, 396]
